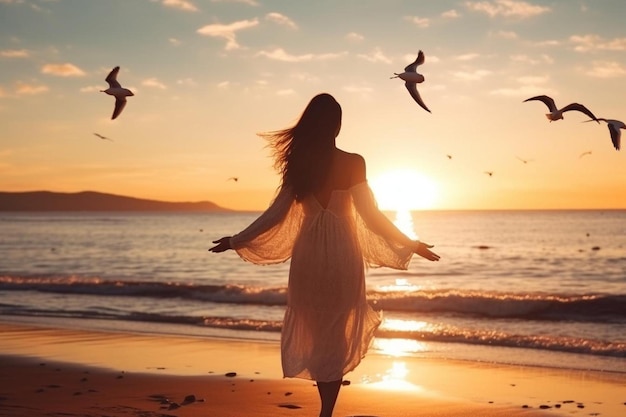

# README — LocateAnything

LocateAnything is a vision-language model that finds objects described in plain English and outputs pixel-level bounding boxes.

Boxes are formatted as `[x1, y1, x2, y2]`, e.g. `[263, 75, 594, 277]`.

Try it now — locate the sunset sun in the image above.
[370, 169, 439, 211]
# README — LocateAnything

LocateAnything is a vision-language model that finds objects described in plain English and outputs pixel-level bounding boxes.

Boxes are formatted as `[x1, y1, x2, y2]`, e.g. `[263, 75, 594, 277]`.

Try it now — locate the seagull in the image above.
[391, 50, 430, 113]
[516, 156, 533, 164]
[101, 66, 134, 120]
[579, 150, 593, 159]
[593, 118, 624, 151]
[93, 132, 113, 141]
[484, 171, 493, 177]
[523, 95, 598, 123]
[227, 177, 239, 182]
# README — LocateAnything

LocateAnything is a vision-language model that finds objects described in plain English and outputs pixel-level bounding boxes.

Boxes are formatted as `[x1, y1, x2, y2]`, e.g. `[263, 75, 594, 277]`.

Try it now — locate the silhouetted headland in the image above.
[0, 191, 232, 212]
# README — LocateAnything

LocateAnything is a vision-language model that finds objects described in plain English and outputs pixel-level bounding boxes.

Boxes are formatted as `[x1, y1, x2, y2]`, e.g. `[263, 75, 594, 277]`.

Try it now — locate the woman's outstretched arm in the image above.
[350, 154, 439, 262]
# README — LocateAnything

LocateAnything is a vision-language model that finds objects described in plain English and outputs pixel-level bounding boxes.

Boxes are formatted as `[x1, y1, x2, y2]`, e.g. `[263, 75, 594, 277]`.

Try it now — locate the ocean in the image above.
[1, 209, 625, 374]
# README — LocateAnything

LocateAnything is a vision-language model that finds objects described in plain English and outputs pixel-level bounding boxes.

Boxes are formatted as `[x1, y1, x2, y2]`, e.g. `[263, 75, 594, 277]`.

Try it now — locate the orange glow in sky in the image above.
[1, 1, 625, 211]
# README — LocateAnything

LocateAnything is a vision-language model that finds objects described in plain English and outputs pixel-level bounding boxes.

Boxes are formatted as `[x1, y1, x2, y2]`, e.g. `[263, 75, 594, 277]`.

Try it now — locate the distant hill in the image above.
[0, 191, 232, 212]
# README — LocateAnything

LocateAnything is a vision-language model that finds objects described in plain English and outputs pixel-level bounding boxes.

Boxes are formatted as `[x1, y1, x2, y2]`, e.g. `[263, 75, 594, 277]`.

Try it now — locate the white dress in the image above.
[230, 181, 415, 381]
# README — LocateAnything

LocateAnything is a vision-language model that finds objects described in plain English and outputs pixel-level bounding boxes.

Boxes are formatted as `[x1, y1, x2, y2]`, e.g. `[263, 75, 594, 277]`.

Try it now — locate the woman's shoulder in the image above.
[335, 149, 366, 184]
[336, 149, 365, 164]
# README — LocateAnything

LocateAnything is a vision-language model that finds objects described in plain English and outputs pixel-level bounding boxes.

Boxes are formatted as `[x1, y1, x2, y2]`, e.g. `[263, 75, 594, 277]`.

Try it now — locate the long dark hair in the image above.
[260, 93, 342, 201]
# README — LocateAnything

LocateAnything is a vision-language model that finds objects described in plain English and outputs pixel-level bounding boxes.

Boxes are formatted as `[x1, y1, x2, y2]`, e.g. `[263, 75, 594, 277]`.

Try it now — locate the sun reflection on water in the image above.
[373, 336, 428, 357]
[377, 278, 422, 293]
[393, 209, 418, 240]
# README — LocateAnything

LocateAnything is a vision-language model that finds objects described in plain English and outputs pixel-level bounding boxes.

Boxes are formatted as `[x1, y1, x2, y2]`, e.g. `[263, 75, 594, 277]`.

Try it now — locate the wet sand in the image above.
[0, 322, 624, 417]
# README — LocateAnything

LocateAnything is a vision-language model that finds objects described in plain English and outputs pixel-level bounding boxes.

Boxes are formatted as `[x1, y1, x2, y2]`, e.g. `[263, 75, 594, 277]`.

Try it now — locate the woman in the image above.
[210, 93, 440, 417]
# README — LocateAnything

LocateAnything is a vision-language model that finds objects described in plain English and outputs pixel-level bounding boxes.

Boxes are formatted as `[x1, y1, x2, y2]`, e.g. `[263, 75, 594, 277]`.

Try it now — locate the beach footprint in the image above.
[278, 404, 302, 409]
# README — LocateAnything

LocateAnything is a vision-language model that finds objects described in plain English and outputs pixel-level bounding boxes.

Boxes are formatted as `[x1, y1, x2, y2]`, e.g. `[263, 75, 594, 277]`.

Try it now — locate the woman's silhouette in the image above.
[210, 93, 440, 417]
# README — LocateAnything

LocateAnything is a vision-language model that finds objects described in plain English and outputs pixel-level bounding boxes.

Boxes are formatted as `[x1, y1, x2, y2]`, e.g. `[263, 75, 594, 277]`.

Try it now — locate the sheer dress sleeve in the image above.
[350, 181, 415, 270]
[230, 185, 303, 265]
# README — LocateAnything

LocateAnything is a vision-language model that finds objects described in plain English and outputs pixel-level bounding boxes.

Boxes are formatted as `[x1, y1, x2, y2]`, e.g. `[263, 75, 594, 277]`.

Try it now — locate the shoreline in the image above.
[1, 322, 625, 416]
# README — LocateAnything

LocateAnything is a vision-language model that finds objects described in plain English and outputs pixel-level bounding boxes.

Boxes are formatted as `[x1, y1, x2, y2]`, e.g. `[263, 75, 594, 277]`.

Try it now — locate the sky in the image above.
[1, 0, 625, 211]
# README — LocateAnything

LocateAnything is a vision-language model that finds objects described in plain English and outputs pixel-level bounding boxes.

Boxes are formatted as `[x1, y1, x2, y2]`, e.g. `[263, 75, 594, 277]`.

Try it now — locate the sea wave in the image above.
[2, 275, 625, 323]
[2, 305, 624, 359]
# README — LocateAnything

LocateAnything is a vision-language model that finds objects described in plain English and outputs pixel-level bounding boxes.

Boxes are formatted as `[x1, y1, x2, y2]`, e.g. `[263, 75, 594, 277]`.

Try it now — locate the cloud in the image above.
[161, 0, 198, 11]
[15, 82, 49, 95]
[80, 85, 102, 93]
[176, 77, 197, 86]
[570, 34, 626, 52]
[41, 63, 85, 77]
[490, 74, 551, 97]
[451, 69, 492, 81]
[456, 53, 480, 61]
[357, 48, 392, 64]
[346, 32, 364, 42]
[530, 39, 560, 48]
[465, 0, 550, 18]
[265, 12, 297, 29]
[197, 18, 259, 50]
[256, 47, 346, 62]
[405, 16, 430, 28]
[169, 38, 181, 46]
[217, 81, 231, 89]
[510, 53, 553, 65]
[441, 9, 460, 18]
[142, 77, 167, 89]
[584, 61, 626, 78]
[276, 89, 295, 96]
[1, 49, 29, 58]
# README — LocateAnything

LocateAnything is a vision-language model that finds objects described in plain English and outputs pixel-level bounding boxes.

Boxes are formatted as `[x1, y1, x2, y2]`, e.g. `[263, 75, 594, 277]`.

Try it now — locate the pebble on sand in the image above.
[182, 394, 196, 404]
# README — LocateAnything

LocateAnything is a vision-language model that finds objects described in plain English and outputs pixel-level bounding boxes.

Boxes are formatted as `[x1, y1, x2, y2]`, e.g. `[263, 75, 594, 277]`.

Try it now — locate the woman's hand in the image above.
[209, 237, 232, 253]
[414, 241, 440, 261]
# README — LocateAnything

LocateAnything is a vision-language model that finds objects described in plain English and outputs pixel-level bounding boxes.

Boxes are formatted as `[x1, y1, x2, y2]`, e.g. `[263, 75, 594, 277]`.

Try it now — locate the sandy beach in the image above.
[0, 321, 624, 417]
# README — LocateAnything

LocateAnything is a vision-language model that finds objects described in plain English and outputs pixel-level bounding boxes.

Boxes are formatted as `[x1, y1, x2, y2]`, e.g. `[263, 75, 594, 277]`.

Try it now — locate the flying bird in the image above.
[523, 95, 598, 123]
[484, 171, 493, 177]
[227, 177, 239, 182]
[593, 118, 624, 151]
[516, 156, 533, 164]
[101, 66, 134, 120]
[391, 50, 430, 113]
[93, 132, 113, 141]
[579, 150, 593, 159]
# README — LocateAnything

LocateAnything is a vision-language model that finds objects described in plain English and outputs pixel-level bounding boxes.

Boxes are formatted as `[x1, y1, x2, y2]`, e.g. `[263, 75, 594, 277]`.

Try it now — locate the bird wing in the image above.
[583, 117, 607, 124]
[405, 82, 431, 113]
[404, 50, 425, 73]
[105, 66, 122, 89]
[111, 97, 127, 120]
[524, 95, 556, 112]
[607, 123, 621, 150]
[561, 103, 599, 122]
